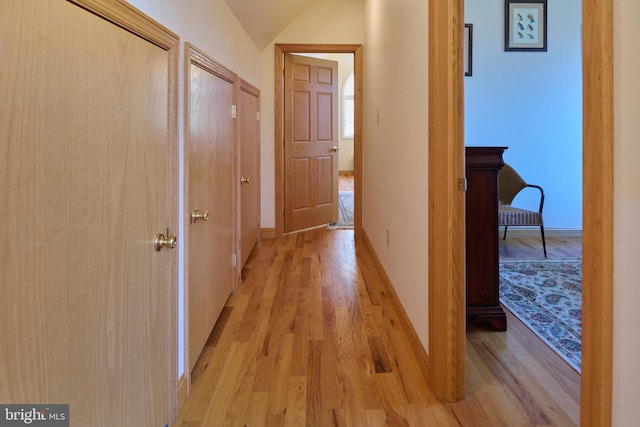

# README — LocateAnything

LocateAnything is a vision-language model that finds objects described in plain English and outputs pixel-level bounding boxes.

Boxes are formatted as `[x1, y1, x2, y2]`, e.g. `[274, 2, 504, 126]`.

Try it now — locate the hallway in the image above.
[173, 229, 579, 426]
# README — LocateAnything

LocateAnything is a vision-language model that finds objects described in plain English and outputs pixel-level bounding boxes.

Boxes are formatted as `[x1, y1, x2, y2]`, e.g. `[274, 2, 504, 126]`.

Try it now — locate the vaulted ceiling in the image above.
[224, 0, 320, 49]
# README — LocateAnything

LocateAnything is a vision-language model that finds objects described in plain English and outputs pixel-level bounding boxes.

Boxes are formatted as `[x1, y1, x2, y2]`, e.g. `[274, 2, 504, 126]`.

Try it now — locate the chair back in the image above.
[498, 163, 527, 205]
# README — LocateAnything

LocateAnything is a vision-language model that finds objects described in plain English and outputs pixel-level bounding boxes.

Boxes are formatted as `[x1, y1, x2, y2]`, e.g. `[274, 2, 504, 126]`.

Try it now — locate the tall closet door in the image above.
[238, 81, 261, 268]
[185, 45, 236, 372]
[0, 1, 179, 425]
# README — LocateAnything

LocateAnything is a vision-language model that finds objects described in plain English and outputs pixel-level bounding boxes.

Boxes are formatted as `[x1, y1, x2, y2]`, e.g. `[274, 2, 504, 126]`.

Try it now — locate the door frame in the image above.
[428, 0, 613, 425]
[274, 44, 363, 239]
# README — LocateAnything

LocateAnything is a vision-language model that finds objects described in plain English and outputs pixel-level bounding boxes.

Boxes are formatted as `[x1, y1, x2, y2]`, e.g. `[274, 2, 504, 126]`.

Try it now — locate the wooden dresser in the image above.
[465, 146, 507, 331]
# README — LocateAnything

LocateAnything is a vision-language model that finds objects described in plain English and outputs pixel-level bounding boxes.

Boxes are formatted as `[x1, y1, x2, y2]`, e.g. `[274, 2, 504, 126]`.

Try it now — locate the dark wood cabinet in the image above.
[465, 146, 507, 331]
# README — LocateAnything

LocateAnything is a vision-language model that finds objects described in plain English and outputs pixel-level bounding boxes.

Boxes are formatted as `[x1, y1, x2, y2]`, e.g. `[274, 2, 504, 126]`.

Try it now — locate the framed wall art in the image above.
[504, 0, 547, 52]
[464, 23, 473, 76]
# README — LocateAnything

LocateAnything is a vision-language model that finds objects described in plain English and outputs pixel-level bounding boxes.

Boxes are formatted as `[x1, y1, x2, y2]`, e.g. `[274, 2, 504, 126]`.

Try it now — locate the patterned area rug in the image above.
[499, 259, 582, 372]
[330, 191, 353, 228]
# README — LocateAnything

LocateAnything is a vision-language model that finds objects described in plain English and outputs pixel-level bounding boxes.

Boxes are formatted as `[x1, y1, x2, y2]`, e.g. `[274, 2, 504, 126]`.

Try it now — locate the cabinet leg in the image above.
[471, 313, 507, 331]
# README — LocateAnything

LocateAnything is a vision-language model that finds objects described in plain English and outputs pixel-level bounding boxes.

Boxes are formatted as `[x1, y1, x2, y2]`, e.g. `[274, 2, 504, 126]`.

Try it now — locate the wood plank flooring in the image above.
[499, 233, 582, 260]
[339, 173, 354, 191]
[173, 230, 581, 426]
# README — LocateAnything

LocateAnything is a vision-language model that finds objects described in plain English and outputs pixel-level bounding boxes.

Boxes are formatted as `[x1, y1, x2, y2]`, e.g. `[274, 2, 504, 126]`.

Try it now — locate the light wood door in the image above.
[0, 1, 178, 425]
[284, 54, 339, 232]
[186, 46, 236, 372]
[238, 81, 260, 268]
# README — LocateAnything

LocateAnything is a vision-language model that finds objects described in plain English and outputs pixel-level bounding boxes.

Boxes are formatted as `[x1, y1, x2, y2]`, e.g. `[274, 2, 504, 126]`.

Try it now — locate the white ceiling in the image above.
[224, 0, 318, 49]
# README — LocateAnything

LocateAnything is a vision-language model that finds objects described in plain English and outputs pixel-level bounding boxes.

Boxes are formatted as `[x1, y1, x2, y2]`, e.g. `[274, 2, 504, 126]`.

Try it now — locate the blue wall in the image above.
[465, 0, 582, 229]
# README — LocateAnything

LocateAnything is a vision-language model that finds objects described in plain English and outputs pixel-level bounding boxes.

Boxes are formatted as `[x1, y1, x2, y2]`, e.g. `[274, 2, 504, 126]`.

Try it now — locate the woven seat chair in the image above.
[498, 163, 547, 257]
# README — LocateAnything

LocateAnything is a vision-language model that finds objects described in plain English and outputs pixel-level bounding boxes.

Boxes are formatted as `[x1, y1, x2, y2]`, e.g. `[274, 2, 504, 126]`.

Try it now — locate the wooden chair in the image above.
[498, 163, 547, 257]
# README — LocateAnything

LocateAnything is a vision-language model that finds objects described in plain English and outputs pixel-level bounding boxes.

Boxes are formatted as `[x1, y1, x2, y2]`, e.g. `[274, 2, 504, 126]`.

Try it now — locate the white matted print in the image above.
[505, 1, 547, 51]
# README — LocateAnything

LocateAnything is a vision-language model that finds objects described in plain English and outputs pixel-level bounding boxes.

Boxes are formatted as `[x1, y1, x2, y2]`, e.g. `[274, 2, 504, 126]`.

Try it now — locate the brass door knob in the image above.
[154, 230, 177, 252]
[190, 209, 209, 223]
[240, 176, 251, 184]
[331, 146, 340, 152]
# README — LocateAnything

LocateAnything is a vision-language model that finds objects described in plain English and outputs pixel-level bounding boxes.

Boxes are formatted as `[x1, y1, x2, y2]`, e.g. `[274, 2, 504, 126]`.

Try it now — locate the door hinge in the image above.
[231, 104, 237, 119]
[257, 112, 261, 121]
[232, 253, 237, 267]
[457, 178, 468, 192]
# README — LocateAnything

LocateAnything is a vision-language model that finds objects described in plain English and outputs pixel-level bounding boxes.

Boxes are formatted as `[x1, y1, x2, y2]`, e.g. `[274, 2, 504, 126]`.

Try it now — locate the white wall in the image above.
[126, 0, 261, 379]
[258, 0, 365, 228]
[465, 0, 582, 230]
[613, 0, 640, 423]
[363, 0, 430, 348]
[128, 0, 260, 84]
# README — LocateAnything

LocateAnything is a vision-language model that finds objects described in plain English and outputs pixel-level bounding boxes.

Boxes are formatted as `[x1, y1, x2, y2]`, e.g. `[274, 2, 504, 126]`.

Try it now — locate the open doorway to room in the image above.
[274, 44, 362, 238]
[463, 0, 583, 373]
[430, 0, 613, 423]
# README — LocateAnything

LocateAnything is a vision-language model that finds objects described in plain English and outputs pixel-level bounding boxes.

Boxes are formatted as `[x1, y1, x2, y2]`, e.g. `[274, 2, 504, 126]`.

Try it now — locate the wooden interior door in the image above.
[238, 81, 261, 268]
[284, 54, 339, 233]
[0, 1, 178, 425]
[186, 45, 236, 372]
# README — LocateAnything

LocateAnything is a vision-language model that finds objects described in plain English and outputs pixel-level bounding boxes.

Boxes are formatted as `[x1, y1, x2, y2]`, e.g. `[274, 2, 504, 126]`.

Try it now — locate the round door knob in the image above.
[331, 146, 340, 152]
[240, 176, 251, 184]
[154, 232, 177, 252]
[190, 209, 209, 223]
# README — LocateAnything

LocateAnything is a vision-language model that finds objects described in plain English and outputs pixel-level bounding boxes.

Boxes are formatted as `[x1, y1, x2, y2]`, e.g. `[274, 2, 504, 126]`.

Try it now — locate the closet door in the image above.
[238, 80, 261, 268]
[185, 45, 236, 372]
[0, 1, 178, 425]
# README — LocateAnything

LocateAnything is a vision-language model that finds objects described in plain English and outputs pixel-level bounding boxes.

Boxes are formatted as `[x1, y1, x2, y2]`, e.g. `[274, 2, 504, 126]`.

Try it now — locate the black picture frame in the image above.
[504, 0, 547, 52]
[464, 24, 473, 76]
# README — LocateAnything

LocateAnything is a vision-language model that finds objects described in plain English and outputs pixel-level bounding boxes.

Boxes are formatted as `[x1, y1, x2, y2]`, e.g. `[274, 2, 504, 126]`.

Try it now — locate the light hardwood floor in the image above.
[172, 230, 581, 426]
[339, 172, 354, 191]
[499, 233, 581, 260]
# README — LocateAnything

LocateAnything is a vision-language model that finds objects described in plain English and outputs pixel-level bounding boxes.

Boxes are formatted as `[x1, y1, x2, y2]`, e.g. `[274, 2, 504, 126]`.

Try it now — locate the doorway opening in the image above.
[274, 44, 363, 239]
[464, 0, 584, 374]
[428, 1, 613, 424]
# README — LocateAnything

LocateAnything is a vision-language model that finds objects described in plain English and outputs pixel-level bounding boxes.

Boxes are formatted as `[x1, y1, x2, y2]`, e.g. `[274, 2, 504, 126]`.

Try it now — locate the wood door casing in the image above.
[185, 45, 236, 373]
[284, 54, 339, 233]
[238, 80, 260, 268]
[427, 0, 467, 402]
[274, 45, 363, 240]
[580, 0, 613, 424]
[0, 0, 178, 424]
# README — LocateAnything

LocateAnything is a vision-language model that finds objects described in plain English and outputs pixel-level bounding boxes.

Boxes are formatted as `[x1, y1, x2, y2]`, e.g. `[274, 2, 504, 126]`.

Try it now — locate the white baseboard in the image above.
[500, 227, 582, 238]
